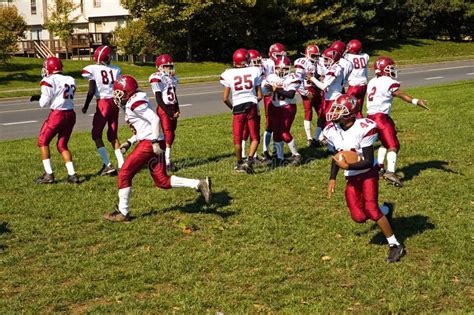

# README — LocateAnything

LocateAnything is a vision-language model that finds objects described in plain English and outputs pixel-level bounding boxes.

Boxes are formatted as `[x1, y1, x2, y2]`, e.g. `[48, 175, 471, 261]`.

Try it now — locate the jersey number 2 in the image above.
[367, 86, 376, 101]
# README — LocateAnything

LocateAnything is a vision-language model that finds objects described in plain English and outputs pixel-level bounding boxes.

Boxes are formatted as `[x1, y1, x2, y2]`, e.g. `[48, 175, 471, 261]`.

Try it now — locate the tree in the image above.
[0, 5, 27, 63]
[111, 19, 154, 63]
[45, 0, 79, 59]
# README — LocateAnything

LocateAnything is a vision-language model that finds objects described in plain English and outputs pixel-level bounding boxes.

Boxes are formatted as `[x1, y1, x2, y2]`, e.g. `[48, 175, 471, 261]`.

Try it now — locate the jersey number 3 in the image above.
[234, 74, 253, 91]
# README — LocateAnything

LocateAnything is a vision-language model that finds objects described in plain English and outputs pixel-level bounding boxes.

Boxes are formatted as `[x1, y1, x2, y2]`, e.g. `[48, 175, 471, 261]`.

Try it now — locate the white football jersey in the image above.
[39, 74, 76, 110]
[261, 58, 275, 78]
[149, 72, 179, 105]
[294, 57, 313, 78]
[82, 64, 122, 99]
[220, 66, 263, 106]
[345, 53, 369, 86]
[323, 63, 344, 100]
[124, 92, 164, 141]
[323, 118, 378, 176]
[265, 73, 301, 107]
[366, 76, 401, 115]
[339, 57, 353, 85]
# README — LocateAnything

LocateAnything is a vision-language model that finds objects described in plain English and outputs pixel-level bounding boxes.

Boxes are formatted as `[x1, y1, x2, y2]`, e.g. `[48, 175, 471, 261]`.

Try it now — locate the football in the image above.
[334, 150, 361, 164]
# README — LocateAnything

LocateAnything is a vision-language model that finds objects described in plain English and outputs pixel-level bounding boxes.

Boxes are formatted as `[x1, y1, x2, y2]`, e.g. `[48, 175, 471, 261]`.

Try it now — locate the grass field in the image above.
[0, 38, 473, 98]
[1, 81, 473, 313]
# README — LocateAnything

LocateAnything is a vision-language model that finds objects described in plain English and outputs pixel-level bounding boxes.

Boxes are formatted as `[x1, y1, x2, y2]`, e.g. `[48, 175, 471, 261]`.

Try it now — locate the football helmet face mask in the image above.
[112, 75, 139, 109]
[326, 94, 359, 123]
[42, 57, 63, 77]
[345, 39, 362, 55]
[322, 48, 341, 68]
[375, 56, 398, 78]
[275, 56, 291, 78]
[305, 44, 320, 63]
[155, 54, 175, 76]
[268, 43, 287, 61]
[330, 40, 346, 55]
[248, 49, 262, 67]
[94, 45, 112, 65]
[233, 48, 250, 68]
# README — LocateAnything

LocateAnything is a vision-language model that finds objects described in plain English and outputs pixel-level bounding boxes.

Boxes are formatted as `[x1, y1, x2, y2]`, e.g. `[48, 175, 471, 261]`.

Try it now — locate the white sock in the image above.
[170, 175, 199, 189]
[287, 139, 299, 156]
[118, 187, 131, 216]
[378, 147, 387, 167]
[114, 149, 124, 168]
[263, 131, 272, 153]
[42, 159, 53, 174]
[275, 141, 284, 160]
[387, 151, 397, 173]
[386, 234, 400, 246]
[380, 204, 389, 216]
[241, 140, 247, 158]
[304, 120, 312, 140]
[314, 127, 323, 141]
[98, 147, 110, 166]
[65, 161, 75, 176]
[165, 147, 171, 165]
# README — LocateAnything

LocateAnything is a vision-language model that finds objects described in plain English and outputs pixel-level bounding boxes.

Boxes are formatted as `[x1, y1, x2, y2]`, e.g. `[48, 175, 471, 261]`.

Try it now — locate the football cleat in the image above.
[103, 208, 131, 222]
[197, 177, 212, 204]
[98, 164, 117, 176]
[35, 172, 55, 184]
[66, 174, 81, 184]
[386, 244, 405, 263]
[233, 163, 248, 173]
[383, 171, 403, 187]
[289, 154, 302, 166]
[379, 166, 386, 177]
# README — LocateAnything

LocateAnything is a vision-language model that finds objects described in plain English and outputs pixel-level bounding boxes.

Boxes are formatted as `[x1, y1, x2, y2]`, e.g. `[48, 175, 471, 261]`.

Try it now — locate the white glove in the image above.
[119, 141, 132, 154]
[152, 141, 164, 155]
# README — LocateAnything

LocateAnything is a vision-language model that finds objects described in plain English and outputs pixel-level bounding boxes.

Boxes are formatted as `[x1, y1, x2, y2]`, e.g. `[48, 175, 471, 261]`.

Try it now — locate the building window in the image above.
[31, 0, 37, 15]
[93, 0, 101, 7]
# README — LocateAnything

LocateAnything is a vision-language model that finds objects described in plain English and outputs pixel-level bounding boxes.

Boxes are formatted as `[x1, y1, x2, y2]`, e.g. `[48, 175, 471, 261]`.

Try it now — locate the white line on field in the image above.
[2, 120, 38, 126]
[466, 72, 474, 75]
[401, 65, 474, 75]
[180, 104, 192, 107]
[425, 76, 443, 80]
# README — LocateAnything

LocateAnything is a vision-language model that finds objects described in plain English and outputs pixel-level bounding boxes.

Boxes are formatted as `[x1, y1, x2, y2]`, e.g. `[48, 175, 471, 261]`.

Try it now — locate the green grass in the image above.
[1, 38, 473, 98]
[1, 81, 473, 312]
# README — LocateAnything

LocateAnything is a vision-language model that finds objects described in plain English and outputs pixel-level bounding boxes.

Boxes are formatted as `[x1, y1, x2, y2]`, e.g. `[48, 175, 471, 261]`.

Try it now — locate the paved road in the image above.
[1, 60, 473, 141]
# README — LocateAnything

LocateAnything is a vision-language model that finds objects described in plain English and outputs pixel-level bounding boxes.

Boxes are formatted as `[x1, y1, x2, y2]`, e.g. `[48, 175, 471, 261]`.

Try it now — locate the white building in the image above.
[1, 0, 129, 57]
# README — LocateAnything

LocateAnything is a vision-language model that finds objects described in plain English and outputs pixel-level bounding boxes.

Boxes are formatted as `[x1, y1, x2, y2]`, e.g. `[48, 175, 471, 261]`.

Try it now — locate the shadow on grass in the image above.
[142, 190, 236, 220]
[173, 153, 234, 170]
[369, 214, 435, 245]
[0, 73, 43, 86]
[364, 38, 425, 55]
[399, 160, 461, 183]
[0, 222, 11, 252]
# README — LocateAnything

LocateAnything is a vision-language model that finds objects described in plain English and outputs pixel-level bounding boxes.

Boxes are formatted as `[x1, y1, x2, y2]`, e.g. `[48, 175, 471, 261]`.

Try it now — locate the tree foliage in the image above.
[121, 0, 473, 62]
[45, 0, 79, 58]
[0, 5, 27, 63]
[111, 19, 154, 63]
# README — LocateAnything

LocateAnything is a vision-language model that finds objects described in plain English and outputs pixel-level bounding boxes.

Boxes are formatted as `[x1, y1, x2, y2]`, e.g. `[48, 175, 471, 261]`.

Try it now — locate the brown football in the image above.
[334, 150, 361, 164]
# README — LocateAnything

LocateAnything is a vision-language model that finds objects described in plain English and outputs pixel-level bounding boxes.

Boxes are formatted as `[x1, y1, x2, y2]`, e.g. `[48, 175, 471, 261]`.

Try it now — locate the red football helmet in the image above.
[42, 57, 63, 77]
[330, 40, 346, 55]
[275, 56, 291, 77]
[268, 42, 287, 61]
[248, 49, 262, 67]
[375, 56, 397, 78]
[322, 48, 341, 68]
[155, 54, 175, 75]
[94, 45, 112, 65]
[345, 39, 362, 54]
[233, 48, 250, 68]
[112, 75, 139, 108]
[326, 94, 359, 122]
[305, 44, 320, 62]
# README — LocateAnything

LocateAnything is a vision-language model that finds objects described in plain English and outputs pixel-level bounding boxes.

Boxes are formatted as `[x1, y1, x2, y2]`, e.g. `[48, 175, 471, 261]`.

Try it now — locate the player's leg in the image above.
[92, 100, 116, 175]
[302, 95, 313, 145]
[232, 112, 247, 172]
[56, 110, 79, 183]
[379, 116, 402, 186]
[271, 107, 285, 163]
[242, 123, 250, 160]
[262, 96, 273, 159]
[36, 112, 60, 183]
[283, 104, 301, 164]
[106, 99, 124, 169]
[246, 105, 260, 169]
[345, 177, 367, 223]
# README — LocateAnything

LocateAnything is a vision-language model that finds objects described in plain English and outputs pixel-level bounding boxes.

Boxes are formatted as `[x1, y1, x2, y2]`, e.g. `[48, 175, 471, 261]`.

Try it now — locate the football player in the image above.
[81, 45, 123, 176]
[104, 75, 211, 222]
[308, 48, 345, 145]
[366, 56, 430, 187]
[149, 54, 180, 172]
[330, 40, 353, 90]
[261, 43, 287, 160]
[30, 57, 80, 184]
[294, 44, 324, 147]
[220, 48, 263, 173]
[323, 94, 404, 263]
[263, 56, 302, 165]
[344, 39, 369, 117]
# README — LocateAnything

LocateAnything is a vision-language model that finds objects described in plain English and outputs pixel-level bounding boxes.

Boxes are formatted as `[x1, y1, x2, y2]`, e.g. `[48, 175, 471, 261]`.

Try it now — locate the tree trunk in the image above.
[186, 31, 192, 62]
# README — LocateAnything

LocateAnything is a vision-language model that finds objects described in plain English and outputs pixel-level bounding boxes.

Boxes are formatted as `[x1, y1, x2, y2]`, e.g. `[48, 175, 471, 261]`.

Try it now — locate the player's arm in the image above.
[328, 157, 339, 199]
[256, 85, 263, 102]
[393, 89, 430, 110]
[135, 105, 163, 154]
[154, 91, 174, 117]
[273, 85, 296, 98]
[309, 74, 332, 91]
[82, 80, 97, 114]
[119, 134, 138, 154]
[37, 81, 53, 108]
[222, 87, 233, 110]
